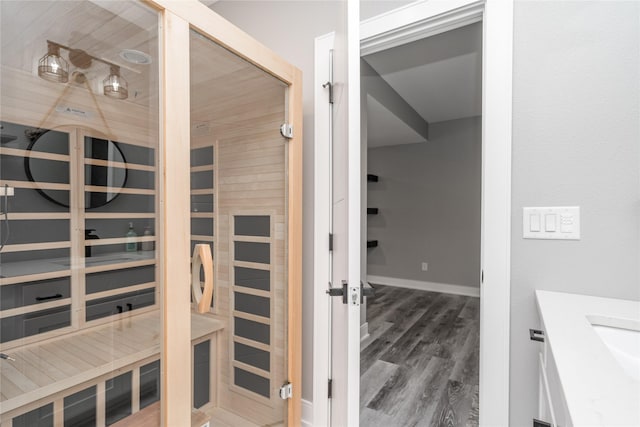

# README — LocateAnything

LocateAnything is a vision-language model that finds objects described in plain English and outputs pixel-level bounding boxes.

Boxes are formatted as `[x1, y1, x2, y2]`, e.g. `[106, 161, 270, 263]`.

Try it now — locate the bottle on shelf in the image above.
[125, 222, 137, 252]
[85, 229, 99, 257]
[141, 226, 154, 251]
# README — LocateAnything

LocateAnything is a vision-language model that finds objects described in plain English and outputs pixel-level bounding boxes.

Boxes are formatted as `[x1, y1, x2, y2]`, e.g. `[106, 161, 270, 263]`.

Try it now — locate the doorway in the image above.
[313, 1, 513, 425]
[360, 21, 482, 426]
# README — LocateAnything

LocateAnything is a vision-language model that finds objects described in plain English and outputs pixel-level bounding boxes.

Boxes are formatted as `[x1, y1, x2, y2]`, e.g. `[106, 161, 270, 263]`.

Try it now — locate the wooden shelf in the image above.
[0, 241, 71, 253]
[0, 147, 70, 162]
[84, 236, 156, 247]
[7, 213, 71, 220]
[0, 252, 155, 281]
[84, 158, 155, 172]
[84, 185, 155, 195]
[0, 180, 70, 191]
[85, 212, 156, 219]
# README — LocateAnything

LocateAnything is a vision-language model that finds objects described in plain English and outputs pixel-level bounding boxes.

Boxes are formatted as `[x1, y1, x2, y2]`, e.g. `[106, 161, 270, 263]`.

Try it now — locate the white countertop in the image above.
[536, 290, 640, 427]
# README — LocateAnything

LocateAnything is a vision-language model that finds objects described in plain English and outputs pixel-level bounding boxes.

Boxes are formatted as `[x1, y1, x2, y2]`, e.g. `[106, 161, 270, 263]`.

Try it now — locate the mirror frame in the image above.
[24, 129, 129, 209]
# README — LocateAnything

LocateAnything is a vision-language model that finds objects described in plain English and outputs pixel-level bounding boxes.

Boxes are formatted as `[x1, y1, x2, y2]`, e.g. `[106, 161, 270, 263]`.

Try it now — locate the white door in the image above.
[329, 1, 361, 426]
[313, 2, 361, 425]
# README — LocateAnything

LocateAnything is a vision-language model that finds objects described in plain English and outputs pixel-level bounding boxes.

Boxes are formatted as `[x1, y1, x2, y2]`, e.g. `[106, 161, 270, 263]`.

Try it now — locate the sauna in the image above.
[0, 1, 302, 426]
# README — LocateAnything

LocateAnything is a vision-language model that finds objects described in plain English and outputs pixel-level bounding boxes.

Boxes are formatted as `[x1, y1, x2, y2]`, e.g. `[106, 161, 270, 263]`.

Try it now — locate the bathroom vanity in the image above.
[535, 291, 640, 427]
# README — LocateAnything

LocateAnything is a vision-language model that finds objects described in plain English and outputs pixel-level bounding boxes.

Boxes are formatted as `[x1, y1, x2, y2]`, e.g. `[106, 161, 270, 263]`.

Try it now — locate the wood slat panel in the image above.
[4, 213, 71, 220]
[232, 310, 270, 326]
[0, 271, 71, 287]
[232, 361, 269, 380]
[84, 213, 156, 219]
[233, 336, 270, 353]
[190, 165, 214, 173]
[84, 158, 155, 172]
[0, 241, 71, 253]
[190, 212, 215, 219]
[0, 147, 70, 162]
[0, 298, 72, 320]
[233, 261, 271, 272]
[84, 236, 155, 246]
[191, 235, 214, 242]
[84, 259, 156, 274]
[233, 286, 270, 299]
[0, 180, 70, 191]
[84, 185, 155, 195]
[85, 282, 156, 301]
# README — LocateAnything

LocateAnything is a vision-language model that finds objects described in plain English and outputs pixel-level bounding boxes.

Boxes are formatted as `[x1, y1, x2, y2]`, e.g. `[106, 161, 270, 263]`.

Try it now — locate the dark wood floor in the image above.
[360, 285, 480, 427]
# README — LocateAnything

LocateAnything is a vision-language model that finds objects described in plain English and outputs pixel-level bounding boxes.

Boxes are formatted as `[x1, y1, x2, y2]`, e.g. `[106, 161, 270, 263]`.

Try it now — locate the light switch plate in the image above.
[523, 207, 580, 240]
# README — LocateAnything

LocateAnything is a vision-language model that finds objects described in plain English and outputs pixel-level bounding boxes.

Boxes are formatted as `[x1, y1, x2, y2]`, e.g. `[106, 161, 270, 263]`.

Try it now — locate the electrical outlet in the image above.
[421, 262, 428, 271]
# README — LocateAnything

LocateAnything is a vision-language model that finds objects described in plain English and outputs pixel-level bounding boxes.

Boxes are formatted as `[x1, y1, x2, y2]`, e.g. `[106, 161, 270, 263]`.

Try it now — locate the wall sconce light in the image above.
[37, 40, 129, 100]
[38, 42, 69, 84]
[103, 66, 128, 100]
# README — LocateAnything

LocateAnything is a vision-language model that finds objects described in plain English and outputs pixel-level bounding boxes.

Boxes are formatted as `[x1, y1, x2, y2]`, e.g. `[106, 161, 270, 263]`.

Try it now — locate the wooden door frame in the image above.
[313, 0, 513, 425]
[145, 1, 303, 425]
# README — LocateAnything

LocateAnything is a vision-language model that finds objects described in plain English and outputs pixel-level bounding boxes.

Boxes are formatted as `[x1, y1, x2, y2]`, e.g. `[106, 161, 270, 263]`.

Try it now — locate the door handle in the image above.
[327, 281, 376, 305]
[361, 281, 375, 303]
[192, 243, 214, 314]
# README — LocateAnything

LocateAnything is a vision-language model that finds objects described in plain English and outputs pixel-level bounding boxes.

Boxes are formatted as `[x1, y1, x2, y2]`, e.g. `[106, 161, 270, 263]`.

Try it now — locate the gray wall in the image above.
[511, 1, 640, 425]
[367, 116, 481, 288]
[361, 0, 414, 20]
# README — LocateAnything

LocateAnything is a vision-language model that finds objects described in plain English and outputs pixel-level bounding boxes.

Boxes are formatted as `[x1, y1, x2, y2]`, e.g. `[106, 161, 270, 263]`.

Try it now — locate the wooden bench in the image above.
[0, 311, 224, 425]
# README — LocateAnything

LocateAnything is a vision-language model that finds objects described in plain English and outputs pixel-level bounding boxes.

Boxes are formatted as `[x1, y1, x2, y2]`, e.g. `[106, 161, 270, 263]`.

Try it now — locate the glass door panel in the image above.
[189, 29, 289, 425]
[0, 1, 162, 425]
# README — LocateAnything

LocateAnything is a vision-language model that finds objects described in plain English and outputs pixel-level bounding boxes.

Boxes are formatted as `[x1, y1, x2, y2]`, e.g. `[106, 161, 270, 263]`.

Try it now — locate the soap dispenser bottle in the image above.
[125, 222, 137, 252]
[141, 226, 154, 251]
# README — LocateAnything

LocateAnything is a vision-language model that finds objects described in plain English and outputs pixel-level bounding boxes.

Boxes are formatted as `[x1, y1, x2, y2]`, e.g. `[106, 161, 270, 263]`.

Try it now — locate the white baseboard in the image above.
[301, 399, 313, 427]
[360, 321, 369, 342]
[367, 275, 480, 298]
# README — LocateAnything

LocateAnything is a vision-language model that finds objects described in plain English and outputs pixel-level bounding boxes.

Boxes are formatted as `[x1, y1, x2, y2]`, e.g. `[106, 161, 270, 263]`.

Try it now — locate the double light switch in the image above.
[523, 206, 580, 240]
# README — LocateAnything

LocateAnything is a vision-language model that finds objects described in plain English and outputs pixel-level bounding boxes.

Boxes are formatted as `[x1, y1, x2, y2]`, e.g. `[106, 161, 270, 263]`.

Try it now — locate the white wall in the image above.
[367, 116, 481, 287]
[510, 1, 640, 424]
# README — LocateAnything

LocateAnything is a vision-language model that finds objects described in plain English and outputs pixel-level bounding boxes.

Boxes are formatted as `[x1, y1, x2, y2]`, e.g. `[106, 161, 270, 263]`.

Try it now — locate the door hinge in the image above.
[322, 81, 334, 104]
[529, 329, 545, 342]
[279, 382, 293, 399]
[328, 233, 333, 251]
[328, 379, 333, 398]
[280, 123, 294, 139]
[481, 270, 484, 284]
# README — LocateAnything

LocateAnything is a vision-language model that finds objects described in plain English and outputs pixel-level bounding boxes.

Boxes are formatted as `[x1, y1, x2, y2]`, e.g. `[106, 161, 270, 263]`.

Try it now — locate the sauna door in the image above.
[189, 28, 297, 426]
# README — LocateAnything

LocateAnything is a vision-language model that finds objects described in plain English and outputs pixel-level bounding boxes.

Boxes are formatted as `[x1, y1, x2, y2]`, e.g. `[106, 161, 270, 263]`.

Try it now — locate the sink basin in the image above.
[589, 316, 640, 382]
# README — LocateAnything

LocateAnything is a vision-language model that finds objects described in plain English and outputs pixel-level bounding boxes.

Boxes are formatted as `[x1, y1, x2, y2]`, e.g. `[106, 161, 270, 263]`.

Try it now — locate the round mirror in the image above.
[25, 130, 128, 209]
